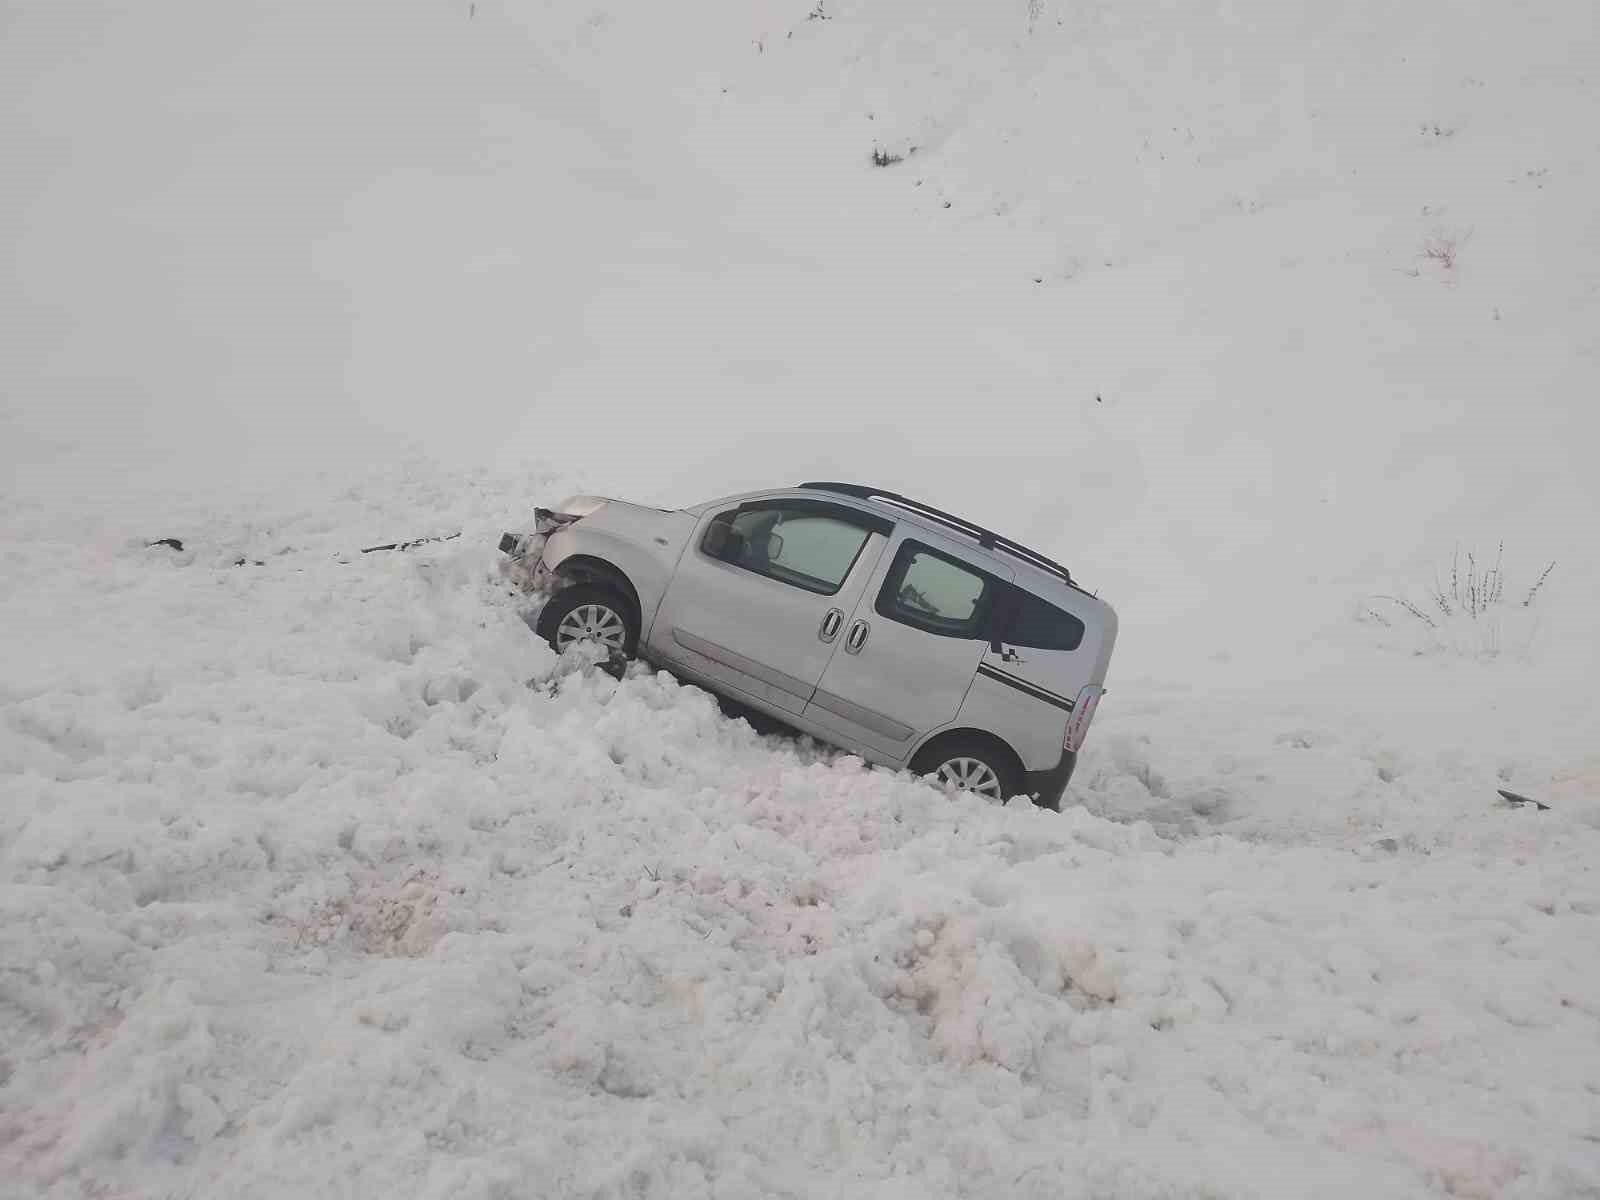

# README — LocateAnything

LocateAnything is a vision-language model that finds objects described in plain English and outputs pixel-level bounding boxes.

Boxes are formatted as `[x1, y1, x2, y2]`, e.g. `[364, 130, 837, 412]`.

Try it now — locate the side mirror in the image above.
[764, 532, 784, 562]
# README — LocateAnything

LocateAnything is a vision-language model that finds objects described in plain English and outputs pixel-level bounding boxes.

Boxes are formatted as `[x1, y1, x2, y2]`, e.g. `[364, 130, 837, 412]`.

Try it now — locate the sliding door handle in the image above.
[844, 619, 870, 654]
[818, 607, 844, 643]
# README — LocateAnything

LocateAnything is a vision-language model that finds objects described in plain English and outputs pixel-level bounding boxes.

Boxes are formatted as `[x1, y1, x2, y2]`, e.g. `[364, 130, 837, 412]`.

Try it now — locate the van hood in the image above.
[551, 494, 611, 519]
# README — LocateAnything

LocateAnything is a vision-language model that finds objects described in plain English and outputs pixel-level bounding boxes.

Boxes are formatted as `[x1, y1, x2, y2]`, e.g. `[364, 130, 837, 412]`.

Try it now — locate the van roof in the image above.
[795, 482, 1092, 597]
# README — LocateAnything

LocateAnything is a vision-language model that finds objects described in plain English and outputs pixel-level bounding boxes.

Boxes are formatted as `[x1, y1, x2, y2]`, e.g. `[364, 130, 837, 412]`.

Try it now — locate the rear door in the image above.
[801, 528, 1012, 759]
[646, 497, 891, 716]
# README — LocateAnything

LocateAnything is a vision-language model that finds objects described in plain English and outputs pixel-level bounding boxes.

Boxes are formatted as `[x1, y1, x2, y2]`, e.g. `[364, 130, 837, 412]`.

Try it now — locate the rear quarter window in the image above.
[1005, 588, 1085, 652]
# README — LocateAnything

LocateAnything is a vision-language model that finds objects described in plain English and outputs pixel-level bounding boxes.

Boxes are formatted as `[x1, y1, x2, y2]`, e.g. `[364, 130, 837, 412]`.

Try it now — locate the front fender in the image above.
[542, 511, 695, 633]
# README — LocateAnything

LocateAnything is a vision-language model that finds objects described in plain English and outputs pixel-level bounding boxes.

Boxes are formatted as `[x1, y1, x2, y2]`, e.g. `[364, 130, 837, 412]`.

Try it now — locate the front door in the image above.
[802, 529, 1013, 758]
[646, 497, 891, 715]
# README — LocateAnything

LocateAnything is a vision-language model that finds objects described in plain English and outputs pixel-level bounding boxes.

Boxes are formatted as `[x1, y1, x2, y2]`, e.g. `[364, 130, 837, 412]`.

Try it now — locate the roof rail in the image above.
[797, 482, 1076, 587]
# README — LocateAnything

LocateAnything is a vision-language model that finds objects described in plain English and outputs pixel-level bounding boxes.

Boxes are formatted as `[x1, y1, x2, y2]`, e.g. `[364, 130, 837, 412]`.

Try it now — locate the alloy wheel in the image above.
[936, 756, 1003, 800]
[554, 603, 628, 653]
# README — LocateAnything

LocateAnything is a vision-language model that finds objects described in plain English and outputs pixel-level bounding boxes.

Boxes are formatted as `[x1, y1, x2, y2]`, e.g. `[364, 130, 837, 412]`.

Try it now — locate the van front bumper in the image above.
[1024, 750, 1078, 812]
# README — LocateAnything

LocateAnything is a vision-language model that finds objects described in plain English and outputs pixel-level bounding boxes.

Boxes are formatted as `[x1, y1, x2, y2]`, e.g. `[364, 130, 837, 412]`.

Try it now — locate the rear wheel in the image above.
[911, 738, 1022, 803]
[536, 584, 640, 661]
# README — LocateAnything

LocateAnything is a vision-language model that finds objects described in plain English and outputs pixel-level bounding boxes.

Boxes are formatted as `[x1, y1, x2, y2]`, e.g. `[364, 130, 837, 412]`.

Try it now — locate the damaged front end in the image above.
[497, 496, 607, 593]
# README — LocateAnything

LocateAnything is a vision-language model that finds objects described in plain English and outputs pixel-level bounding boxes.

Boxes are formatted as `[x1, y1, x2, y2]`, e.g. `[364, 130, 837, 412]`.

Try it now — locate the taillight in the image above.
[1063, 686, 1105, 752]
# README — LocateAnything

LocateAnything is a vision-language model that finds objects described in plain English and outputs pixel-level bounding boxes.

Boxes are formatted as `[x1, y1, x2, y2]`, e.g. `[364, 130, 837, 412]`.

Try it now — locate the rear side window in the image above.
[702, 503, 874, 595]
[876, 541, 997, 639]
[1004, 587, 1085, 651]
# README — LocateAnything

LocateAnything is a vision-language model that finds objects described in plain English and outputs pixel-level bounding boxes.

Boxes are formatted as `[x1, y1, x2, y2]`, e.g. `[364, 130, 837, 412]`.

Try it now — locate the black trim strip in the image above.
[975, 664, 1075, 712]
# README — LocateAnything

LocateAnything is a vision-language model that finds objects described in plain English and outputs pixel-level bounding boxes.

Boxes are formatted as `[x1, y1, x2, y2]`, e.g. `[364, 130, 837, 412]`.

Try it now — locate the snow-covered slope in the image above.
[3, 0, 1598, 1196]
[3, 467, 1596, 1199]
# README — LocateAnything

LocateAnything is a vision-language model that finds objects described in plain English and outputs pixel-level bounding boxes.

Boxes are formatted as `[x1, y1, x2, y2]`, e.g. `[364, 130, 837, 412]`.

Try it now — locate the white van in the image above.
[501, 483, 1116, 809]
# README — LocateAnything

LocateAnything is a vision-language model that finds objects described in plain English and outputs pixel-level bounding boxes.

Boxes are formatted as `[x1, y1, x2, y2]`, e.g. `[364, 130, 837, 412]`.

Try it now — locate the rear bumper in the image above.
[1023, 750, 1078, 812]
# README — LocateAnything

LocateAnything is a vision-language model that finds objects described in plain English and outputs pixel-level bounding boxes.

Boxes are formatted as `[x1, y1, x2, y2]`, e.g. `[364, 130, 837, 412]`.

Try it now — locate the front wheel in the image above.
[910, 738, 1022, 803]
[536, 584, 640, 661]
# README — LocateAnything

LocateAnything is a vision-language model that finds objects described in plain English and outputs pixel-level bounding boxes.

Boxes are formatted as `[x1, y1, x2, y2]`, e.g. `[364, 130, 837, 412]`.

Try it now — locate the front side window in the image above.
[701, 503, 873, 595]
[876, 540, 996, 639]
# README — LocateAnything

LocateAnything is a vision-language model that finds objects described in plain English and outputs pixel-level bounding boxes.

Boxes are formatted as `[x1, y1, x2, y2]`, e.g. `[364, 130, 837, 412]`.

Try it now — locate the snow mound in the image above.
[3, 465, 1597, 1199]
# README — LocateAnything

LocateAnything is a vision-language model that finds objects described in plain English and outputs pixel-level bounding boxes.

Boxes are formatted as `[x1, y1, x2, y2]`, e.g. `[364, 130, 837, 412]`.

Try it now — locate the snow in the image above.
[4, 0, 1600, 1197]
[3, 465, 1596, 1198]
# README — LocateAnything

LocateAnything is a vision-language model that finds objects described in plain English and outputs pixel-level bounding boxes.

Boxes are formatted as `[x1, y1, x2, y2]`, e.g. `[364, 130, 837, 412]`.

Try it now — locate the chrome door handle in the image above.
[844, 619, 869, 654]
[818, 607, 844, 643]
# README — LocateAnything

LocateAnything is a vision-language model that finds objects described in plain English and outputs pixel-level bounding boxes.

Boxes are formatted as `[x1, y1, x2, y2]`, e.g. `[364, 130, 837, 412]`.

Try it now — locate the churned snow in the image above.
[2, 465, 1596, 1198]
[4, 0, 1600, 1196]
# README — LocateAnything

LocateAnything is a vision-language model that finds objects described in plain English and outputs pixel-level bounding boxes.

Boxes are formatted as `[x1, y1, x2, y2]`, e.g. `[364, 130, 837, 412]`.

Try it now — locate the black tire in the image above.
[535, 584, 640, 662]
[910, 737, 1023, 803]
